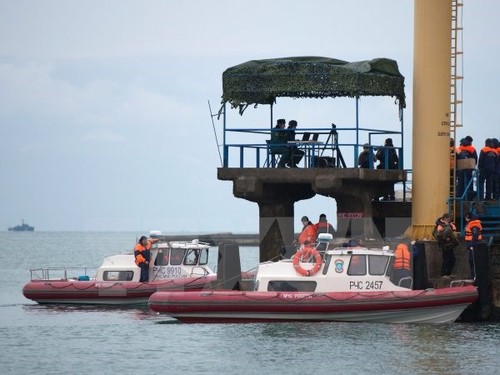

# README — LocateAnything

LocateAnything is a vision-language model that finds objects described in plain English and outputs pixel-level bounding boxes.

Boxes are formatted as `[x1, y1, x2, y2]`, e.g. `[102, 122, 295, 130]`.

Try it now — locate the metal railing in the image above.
[29, 267, 93, 281]
[221, 126, 404, 170]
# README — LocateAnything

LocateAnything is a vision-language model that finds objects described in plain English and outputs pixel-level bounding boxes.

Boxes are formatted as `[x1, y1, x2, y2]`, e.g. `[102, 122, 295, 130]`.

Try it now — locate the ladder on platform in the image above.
[450, 0, 464, 218]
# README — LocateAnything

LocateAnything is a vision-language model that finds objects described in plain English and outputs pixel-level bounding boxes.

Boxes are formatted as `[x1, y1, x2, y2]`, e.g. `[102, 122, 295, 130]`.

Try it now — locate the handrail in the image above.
[448, 169, 477, 232]
[29, 267, 93, 281]
[221, 124, 403, 170]
[222, 139, 403, 170]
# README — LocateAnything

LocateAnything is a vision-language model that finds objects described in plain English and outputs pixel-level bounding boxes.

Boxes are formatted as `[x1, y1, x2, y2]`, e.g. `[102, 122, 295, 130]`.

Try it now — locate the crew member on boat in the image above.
[294, 216, 318, 245]
[464, 212, 483, 279]
[134, 236, 157, 282]
[392, 243, 411, 287]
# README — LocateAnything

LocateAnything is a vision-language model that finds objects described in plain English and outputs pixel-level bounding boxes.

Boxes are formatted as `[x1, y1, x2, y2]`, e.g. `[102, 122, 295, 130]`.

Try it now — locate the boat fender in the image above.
[292, 246, 322, 277]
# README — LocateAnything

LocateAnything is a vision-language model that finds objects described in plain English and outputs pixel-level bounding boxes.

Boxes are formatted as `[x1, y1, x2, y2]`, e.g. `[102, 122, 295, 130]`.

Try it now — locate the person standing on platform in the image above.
[456, 136, 477, 200]
[478, 138, 498, 200]
[134, 235, 157, 282]
[464, 212, 483, 279]
[493, 138, 500, 200]
[376, 138, 399, 170]
[433, 213, 459, 278]
[376, 138, 399, 200]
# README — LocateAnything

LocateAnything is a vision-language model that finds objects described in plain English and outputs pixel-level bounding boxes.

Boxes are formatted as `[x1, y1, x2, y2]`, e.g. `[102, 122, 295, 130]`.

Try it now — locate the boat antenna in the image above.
[208, 100, 223, 167]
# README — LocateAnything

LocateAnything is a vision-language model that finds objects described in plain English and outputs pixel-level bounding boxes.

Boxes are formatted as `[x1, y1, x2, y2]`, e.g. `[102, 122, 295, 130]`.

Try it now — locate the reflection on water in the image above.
[22, 303, 158, 323]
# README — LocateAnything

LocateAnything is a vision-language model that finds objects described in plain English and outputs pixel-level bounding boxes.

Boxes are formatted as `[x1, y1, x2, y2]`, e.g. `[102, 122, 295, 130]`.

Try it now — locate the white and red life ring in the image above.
[292, 245, 322, 276]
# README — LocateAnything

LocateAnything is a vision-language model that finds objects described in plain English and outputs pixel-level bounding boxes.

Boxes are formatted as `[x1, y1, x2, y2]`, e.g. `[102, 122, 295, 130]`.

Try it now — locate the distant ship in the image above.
[8, 220, 34, 232]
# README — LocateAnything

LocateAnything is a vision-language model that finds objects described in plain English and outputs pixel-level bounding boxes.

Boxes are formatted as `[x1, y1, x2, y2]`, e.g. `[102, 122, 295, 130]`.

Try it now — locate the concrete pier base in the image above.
[218, 167, 408, 261]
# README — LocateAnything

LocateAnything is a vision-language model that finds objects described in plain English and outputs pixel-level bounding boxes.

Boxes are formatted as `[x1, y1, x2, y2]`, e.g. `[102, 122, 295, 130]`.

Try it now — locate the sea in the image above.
[1, 231, 500, 375]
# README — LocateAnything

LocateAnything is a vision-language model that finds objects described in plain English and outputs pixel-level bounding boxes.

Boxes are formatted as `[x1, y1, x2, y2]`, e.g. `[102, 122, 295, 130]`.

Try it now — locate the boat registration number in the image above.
[153, 266, 185, 279]
[349, 281, 383, 290]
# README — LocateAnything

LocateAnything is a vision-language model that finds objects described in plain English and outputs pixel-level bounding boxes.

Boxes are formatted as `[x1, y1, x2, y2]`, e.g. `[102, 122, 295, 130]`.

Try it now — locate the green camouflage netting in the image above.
[221, 56, 405, 114]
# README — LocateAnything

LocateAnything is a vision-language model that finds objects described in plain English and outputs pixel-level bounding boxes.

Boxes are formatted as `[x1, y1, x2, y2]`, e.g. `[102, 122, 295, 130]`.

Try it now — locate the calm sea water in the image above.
[1, 232, 499, 375]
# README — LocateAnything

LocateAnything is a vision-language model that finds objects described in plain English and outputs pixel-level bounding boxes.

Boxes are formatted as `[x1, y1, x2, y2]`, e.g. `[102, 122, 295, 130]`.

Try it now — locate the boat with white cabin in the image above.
[23, 235, 217, 305]
[149, 234, 478, 323]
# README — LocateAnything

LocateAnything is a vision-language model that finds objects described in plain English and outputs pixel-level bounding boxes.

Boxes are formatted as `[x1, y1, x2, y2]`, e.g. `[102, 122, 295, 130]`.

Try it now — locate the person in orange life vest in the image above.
[134, 236, 157, 282]
[493, 137, 500, 200]
[294, 216, 318, 246]
[314, 213, 336, 237]
[478, 138, 498, 200]
[314, 213, 335, 251]
[464, 212, 483, 279]
[392, 243, 411, 286]
[456, 136, 477, 200]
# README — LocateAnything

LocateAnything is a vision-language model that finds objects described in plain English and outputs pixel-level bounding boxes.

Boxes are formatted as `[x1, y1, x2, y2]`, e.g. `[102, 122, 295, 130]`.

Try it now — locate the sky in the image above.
[1, 0, 498, 233]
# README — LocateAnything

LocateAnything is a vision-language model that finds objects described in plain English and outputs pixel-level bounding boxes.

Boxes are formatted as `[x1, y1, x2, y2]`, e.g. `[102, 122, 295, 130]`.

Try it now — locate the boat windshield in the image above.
[347, 255, 366, 275]
[170, 249, 185, 265]
[183, 249, 209, 265]
[184, 249, 199, 265]
[154, 248, 210, 266]
[155, 249, 170, 266]
[368, 255, 390, 275]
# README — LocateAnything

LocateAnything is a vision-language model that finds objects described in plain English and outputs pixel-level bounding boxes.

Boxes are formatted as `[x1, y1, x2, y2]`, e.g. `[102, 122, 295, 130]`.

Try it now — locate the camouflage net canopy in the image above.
[221, 56, 406, 114]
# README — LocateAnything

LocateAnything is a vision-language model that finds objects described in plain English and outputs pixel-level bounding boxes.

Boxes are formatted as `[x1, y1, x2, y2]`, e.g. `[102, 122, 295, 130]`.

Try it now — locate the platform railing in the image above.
[222, 128, 404, 169]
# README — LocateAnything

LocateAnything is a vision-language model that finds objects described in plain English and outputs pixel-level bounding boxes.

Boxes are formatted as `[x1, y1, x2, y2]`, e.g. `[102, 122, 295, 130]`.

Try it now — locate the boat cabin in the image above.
[94, 239, 215, 282]
[254, 235, 412, 293]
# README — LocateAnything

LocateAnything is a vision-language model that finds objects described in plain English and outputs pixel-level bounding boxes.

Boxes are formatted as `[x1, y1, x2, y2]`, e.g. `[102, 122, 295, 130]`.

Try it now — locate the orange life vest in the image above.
[393, 243, 411, 271]
[457, 145, 476, 155]
[298, 224, 318, 245]
[134, 240, 154, 266]
[465, 220, 483, 242]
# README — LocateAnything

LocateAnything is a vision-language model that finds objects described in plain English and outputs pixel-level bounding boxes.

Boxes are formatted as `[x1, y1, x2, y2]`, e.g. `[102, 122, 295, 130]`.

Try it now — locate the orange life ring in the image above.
[292, 246, 322, 276]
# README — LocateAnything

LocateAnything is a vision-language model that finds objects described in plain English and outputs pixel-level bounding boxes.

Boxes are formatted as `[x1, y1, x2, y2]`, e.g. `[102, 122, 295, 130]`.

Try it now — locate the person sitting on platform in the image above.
[286, 120, 305, 168]
[269, 118, 292, 168]
[358, 143, 376, 169]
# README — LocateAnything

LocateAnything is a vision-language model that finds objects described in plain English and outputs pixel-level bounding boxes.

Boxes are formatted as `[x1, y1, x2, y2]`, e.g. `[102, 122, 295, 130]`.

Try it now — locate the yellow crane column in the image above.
[408, 0, 452, 239]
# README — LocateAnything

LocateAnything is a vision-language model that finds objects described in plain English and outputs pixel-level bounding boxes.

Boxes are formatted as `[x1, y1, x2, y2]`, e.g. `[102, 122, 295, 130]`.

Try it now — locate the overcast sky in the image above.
[1, 0, 498, 233]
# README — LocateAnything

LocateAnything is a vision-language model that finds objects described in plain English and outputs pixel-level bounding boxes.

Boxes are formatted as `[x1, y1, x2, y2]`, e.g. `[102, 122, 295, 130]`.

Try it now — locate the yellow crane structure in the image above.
[407, 0, 463, 240]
